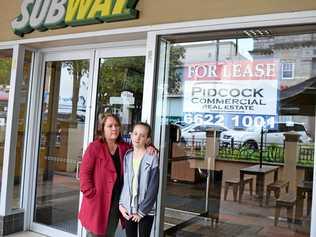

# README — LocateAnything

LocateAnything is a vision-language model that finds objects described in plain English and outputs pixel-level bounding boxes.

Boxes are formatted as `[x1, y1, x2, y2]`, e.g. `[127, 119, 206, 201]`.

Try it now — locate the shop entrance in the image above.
[29, 43, 146, 237]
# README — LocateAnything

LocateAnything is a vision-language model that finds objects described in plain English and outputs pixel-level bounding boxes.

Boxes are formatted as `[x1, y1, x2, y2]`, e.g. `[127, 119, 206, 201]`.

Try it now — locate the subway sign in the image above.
[11, 0, 139, 36]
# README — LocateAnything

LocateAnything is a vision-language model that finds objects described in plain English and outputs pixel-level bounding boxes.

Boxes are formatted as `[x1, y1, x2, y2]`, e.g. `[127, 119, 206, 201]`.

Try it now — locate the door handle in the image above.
[76, 161, 82, 180]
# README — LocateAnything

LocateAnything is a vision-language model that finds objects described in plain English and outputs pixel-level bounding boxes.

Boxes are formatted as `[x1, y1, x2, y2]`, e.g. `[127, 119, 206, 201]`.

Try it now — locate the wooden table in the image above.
[295, 181, 313, 224]
[239, 164, 279, 206]
[170, 156, 199, 182]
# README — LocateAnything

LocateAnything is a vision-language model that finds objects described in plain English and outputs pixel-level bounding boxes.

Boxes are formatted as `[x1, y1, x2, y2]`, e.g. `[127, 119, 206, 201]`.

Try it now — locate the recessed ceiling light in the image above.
[243, 29, 272, 38]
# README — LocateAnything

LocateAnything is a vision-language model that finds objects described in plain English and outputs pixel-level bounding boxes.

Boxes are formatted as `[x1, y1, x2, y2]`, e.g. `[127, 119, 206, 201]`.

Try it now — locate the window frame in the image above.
[281, 62, 295, 80]
[147, 14, 316, 237]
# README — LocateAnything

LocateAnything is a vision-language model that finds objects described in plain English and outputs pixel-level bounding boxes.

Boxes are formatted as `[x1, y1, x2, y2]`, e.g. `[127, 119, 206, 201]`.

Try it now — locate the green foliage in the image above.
[0, 58, 12, 86]
[218, 144, 284, 163]
[189, 143, 314, 167]
[63, 60, 89, 78]
[168, 46, 186, 95]
[62, 60, 89, 122]
[97, 57, 145, 107]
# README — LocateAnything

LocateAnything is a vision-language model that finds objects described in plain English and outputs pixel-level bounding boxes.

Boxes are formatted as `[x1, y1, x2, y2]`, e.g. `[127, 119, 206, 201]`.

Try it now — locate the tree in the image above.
[168, 46, 186, 95]
[0, 58, 12, 86]
[63, 60, 89, 123]
[97, 57, 145, 113]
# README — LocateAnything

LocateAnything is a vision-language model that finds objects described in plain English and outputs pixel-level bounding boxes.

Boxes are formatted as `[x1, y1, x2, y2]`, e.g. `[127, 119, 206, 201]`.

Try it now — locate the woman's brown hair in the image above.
[97, 113, 123, 143]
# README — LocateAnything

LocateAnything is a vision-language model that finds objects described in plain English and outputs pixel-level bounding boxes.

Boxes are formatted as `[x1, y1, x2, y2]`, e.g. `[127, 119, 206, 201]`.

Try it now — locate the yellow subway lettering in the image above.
[65, 0, 81, 23]
[87, 0, 112, 19]
[77, 0, 94, 21]
[112, 0, 127, 15]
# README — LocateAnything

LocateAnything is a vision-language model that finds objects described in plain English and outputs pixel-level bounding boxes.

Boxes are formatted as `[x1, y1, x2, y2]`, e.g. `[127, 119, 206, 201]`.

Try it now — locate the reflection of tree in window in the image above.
[0, 54, 11, 147]
[96, 57, 145, 129]
[63, 61, 89, 123]
[168, 46, 185, 95]
[0, 57, 11, 85]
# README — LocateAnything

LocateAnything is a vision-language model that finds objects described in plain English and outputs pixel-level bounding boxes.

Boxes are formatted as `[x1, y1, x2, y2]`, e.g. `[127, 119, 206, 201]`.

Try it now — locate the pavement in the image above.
[7, 232, 46, 237]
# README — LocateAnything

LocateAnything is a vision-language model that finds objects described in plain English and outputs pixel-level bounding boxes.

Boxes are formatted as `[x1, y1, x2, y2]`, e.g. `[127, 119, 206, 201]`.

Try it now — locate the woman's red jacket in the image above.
[78, 139, 131, 235]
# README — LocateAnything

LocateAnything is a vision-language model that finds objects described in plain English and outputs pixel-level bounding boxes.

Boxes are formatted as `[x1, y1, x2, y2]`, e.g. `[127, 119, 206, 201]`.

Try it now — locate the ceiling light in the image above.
[243, 29, 272, 38]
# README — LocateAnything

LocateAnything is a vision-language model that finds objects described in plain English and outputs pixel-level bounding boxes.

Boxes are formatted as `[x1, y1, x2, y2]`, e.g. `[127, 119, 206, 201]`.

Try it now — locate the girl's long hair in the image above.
[97, 113, 123, 143]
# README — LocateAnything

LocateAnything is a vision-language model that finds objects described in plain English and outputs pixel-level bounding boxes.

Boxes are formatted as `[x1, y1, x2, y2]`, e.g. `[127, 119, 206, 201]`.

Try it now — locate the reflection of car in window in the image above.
[220, 122, 312, 149]
[180, 124, 228, 143]
[173, 121, 189, 129]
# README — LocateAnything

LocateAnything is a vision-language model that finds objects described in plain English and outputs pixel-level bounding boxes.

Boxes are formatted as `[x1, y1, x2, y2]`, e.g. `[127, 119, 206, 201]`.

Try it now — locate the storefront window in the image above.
[0, 49, 13, 197]
[155, 28, 316, 236]
[34, 60, 90, 234]
[13, 50, 33, 209]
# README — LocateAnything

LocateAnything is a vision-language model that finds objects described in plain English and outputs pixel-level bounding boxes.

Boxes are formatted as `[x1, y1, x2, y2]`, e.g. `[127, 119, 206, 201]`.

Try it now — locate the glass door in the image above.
[153, 40, 211, 236]
[87, 44, 146, 236]
[31, 51, 94, 237]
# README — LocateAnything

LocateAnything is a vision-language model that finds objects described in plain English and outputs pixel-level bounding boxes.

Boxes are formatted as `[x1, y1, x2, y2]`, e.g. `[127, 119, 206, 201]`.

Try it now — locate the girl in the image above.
[119, 122, 159, 237]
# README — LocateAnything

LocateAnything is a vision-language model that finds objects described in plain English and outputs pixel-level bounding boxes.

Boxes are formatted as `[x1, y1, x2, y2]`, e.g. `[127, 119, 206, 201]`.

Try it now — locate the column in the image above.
[283, 132, 300, 192]
[205, 129, 220, 170]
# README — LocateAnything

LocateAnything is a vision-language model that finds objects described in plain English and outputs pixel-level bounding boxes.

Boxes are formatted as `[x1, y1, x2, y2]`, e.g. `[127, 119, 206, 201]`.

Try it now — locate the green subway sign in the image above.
[11, 0, 139, 36]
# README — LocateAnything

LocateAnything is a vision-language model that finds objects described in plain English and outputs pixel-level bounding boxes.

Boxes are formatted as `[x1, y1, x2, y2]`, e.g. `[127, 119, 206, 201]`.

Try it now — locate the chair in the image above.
[266, 180, 289, 205]
[224, 177, 253, 202]
[274, 192, 296, 226]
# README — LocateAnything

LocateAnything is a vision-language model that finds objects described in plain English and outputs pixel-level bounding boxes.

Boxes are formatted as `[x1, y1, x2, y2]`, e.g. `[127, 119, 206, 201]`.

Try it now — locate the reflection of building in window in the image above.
[250, 33, 316, 88]
[166, 34, 316, 139]
[167, 41, 258, 123]
[312, 58, 316, 76]
[281, 62, 295, 80]
[166, 95, 183, 123]
[250, 34, 316, 139]
[109, 91, 136, 134]
[169, 41, 247, 96]
[180, 41, 247, 65]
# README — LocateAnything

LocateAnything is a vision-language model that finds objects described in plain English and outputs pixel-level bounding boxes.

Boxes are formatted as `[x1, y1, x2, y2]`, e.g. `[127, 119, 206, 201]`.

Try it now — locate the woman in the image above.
[78, 113, 131, 237]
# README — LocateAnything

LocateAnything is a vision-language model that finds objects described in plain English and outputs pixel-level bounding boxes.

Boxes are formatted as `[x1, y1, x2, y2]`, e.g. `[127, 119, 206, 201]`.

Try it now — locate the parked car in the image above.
[220, 122, 312, 149]
[180, 123, 228, 143]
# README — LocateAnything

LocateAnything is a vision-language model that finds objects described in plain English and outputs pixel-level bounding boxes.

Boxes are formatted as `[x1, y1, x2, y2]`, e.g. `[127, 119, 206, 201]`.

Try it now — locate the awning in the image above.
[280, 76, 316, 116]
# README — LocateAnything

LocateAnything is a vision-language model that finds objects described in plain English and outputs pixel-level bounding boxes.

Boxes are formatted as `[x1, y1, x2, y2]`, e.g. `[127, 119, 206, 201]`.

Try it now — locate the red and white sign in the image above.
[183, 60, 279, 115]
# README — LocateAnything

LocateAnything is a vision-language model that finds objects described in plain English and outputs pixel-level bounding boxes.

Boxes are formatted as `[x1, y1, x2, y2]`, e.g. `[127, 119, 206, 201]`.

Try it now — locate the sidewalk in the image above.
[6, 228, 126, 237]
[7, 232, 46, 237]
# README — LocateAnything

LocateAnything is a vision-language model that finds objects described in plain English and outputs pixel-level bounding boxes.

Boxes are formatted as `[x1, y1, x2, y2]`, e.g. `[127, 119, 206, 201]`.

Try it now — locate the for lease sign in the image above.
[11, 0, 139, 36]
[183, 60, 279, 115]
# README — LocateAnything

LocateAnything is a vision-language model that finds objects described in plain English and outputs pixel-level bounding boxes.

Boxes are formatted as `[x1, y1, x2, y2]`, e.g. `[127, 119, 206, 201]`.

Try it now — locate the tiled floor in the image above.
[8, 175, 310, 237]
[164, 181, 310, 236]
